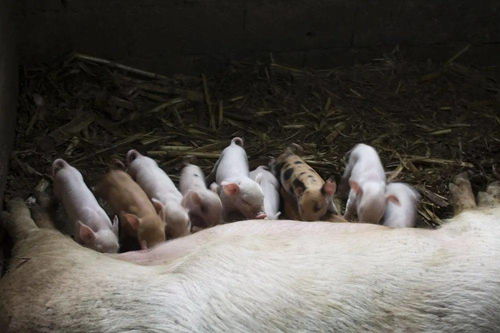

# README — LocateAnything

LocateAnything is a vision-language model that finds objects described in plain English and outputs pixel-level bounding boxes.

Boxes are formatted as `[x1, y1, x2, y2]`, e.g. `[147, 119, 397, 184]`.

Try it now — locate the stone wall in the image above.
[15, 0, 500, 74]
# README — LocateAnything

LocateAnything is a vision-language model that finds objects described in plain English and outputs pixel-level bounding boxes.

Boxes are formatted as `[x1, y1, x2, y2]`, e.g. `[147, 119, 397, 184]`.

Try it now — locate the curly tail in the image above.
[52, 159, 68, 177]
[182, 155, 197, 166]
[126, 149, 141, 166]
[112, 159, 126, 170]
[287, 143, 304, 155]
[231, 137, 244, 147]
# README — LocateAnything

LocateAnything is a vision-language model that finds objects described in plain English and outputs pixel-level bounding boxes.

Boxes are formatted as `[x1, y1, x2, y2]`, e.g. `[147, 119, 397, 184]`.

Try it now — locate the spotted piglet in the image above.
[274, 148, 337, 221]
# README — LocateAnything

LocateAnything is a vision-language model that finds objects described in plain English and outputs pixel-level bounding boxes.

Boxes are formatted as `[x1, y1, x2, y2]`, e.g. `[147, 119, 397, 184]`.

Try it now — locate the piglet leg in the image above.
[477, 181, 500, 208]
[280, 188, 300, 220]
[343, 191, 357, 221]
[30, 191, 57, 229]
[449, 172, 476, 215]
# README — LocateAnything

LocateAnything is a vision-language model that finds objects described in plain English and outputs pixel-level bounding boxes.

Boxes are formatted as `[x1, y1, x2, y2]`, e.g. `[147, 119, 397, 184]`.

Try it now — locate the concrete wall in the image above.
[0, 0, 17, 275]
[15, 0, 500, 74]
[0, 0, 17, 209]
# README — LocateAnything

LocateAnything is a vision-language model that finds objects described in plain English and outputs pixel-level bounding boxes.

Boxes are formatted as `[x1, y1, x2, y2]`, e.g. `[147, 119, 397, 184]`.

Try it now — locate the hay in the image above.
[6, 51, 500, 227]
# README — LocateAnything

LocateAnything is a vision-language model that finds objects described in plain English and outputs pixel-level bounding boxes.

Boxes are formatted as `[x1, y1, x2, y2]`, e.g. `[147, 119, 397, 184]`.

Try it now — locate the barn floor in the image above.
[5, 51, 500, 227]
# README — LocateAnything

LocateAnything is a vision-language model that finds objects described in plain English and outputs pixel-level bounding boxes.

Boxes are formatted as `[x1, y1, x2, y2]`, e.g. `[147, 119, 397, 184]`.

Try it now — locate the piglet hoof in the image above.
[34, 191, 52, 209]
[32, 192, 57, 229]
[191, 226, 203, 233]
[449, 172, 476, 215]
[2, 198, 39, 241]
[7, 198, 31, 219]
[477, 181, 500, 208]
[255, 213, 267, 219]
[289, 143, 304, 154]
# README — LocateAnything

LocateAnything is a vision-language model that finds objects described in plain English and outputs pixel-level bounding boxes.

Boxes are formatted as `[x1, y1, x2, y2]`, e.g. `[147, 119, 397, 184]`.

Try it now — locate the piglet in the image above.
[95, 169, 166, 249]
[180, 163, 223, 229]
[274, 148, 337, 221]
[249, 166, 281, 220]
[52, 159, 119, 253]
[212, 137, 266, 220]
[342, 143, 387, 224]
[127, 150, 190, 239]
[382, 182, 420, 228]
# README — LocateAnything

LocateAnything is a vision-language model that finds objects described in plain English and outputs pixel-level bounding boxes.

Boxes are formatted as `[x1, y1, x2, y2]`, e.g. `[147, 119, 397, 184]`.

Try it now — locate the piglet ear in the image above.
[349, 180, 362, 195]
[255, 173, 263, 184]
[386, 194, 401, 206]
[78, 222, 96, 243]
[123, 213, 141, 231]
[111, 215, 120, 235]
[184, 191, 202, 207]
[151, 198, 167, 221]
[222, 182, 240, 196]
[322, 179, 337, 196]
[209, 183, 220, 194]
[294, 185, 305, 197]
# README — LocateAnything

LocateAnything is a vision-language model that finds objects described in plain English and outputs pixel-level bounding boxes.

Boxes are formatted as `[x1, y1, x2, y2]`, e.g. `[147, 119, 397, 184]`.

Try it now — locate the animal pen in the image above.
[0, 0, 499, 330]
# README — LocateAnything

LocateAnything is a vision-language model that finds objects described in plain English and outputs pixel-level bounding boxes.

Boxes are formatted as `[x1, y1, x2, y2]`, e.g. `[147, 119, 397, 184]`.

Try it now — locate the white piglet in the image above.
[180, 163, 223, 229]
[342, 143, 388, 224]
[382, 182, 420, 228]
[213, 137, 266, 220]
[52, 159, 119, 253]
[126, 150, 190, 239]
[249, 165, 281, 219]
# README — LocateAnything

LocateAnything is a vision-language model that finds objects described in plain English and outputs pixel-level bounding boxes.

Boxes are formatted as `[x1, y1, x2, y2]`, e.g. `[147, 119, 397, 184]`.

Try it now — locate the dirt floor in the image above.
[5, 51, 500, 227]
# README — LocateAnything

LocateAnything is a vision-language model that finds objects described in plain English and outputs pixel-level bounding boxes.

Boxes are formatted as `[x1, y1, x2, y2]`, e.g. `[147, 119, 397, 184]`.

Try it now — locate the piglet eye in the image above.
[314, 203, 323, 212]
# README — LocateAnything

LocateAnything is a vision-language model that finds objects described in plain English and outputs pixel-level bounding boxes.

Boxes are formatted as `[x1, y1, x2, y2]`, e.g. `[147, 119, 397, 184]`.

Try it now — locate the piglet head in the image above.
[153, 198, 191, 239]
[78, 221, 120, 253]
[296, 179, 336, 221]
[350, 180, 387, 224]
[123, 212, 166, 250]
[297, 191, 330, 221]
[182, 190, 223, 228]
[222, 178, 266, 219]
